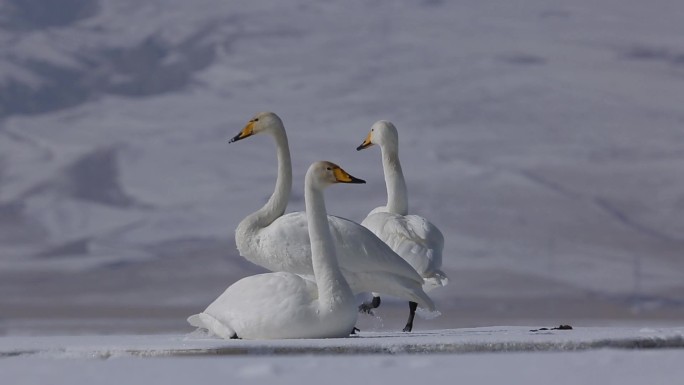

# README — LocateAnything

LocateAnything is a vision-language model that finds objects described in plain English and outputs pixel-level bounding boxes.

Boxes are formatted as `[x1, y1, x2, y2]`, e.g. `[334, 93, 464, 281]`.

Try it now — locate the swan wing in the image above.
[327, 215, 423, 281]
[206, 272, 316, 317]
[257, 212, 423, 283]
[189, 272, 359, 339]
[362, 212, 447, 286]
[250, 213, 313, 274]
[191, 272, 319, 339]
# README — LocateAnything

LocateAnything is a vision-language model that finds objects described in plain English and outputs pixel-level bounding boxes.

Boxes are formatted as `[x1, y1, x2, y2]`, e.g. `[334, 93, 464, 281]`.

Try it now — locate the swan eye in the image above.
[254, 118, 259, 122]
[326, 167, 332, 170]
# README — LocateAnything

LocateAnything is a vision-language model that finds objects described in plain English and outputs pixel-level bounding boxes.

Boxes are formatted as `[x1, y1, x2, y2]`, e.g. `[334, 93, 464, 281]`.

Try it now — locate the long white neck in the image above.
[380, 143, 408, 215]
[238, 129, 292, 232]
[305, 179, 352, 309]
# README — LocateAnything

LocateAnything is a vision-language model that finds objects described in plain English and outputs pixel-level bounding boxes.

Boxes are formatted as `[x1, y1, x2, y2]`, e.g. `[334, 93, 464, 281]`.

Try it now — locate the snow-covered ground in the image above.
[2, 327, 684, 384]
[5, 349, 684, 385]
[4, 326, 684, 357]
[1, 0, 684, 334]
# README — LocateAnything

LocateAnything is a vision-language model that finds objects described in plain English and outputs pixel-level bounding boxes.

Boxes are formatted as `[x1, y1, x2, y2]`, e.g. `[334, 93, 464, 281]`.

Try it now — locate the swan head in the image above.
[307, 161, 366, 189]
[356, 120, 398, 151]
[230, 112, 284, 143]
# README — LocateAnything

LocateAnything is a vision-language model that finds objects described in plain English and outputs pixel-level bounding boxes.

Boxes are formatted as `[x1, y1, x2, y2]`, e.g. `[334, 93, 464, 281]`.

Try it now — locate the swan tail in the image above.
[411, 289, 436, 312]
[187, 312, 237, 339]
[353, 273, 436, 311]
[422, 269, 449, 292]
[187, 314, 202, 328]
[398, 278, 436, 312]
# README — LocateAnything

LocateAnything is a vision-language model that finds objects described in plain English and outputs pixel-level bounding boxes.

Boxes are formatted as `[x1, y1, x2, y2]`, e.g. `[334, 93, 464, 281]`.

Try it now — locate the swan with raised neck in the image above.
[188, 161, 364, 339]
[304, 162, 364, 308]
[227, 112, 436, 315]
[231, 112, 292, 248]
[357, 120, 408, 215]
[357, 120, 448, 332]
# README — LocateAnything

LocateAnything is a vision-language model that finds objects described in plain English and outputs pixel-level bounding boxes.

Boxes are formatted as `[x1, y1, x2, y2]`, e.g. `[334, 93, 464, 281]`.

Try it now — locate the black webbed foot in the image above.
[350, 327, 360, 335]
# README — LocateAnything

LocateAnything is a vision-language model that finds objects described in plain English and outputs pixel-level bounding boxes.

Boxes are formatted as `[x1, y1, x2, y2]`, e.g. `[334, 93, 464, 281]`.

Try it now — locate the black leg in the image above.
[350, 327, 360, 335]
[403, 301, 418, 332]
[230, 333, 240, 339]
[358, 295, 382, 314]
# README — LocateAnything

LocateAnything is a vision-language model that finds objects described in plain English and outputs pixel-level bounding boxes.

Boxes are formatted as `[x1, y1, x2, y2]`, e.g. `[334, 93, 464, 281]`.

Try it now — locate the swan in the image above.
[356, 120, 448, 332]
[227, 112, 435, 316]
[188, 161, 364, 339]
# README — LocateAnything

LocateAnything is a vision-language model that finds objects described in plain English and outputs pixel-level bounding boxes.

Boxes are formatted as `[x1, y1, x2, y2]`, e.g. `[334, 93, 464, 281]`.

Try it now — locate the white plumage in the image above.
[356, 120, 448, 331]
[228, 112, 435, 311]
[361, 212, 447, 290]
[188, 161, 363, 339]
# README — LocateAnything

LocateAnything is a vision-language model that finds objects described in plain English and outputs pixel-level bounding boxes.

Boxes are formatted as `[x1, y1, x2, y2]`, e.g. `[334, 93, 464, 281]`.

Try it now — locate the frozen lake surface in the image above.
[2, 326, 684, 385]
[2, 326, 684, 357]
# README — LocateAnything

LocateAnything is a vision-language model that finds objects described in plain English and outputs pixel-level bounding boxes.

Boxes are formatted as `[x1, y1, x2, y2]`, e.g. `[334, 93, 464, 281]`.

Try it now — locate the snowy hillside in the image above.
[1, 0, 683, 333]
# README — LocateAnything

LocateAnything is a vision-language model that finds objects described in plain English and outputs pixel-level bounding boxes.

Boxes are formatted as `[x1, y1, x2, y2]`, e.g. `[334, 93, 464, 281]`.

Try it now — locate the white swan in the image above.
[357, 120, 448, 332]
[188, 161, 364, 339]
[227, 112, 435, 315]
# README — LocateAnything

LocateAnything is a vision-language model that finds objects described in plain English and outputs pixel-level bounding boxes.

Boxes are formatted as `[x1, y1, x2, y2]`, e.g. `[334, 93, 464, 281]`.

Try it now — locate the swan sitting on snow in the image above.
[227, 112, 435, 318]
[356, 120, 448, 332]
[188, 161, 364, 339]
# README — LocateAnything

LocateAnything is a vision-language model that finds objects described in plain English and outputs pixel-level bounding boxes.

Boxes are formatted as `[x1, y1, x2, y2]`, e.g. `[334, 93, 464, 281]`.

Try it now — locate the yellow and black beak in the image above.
[229, 120, 255, 143]
[333, 166, 366, 184]
[356, 131, 374, 151]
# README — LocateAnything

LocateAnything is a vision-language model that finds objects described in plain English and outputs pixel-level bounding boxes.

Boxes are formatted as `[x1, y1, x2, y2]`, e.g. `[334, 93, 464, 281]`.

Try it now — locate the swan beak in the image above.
[334, 167, 366, 184]
[356, 131, 374, 151]
[229, 121, 255, 143]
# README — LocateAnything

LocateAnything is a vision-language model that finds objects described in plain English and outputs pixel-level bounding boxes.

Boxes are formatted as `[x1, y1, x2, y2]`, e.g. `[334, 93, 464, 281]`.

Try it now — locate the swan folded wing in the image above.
[326, 215, 424, 282]
[353, 271, 436, 311]
[200, 272, 318, 337]
[255, 213, 317, 275]
[362, 212, 445, 279]
[259, 212, 423, 283]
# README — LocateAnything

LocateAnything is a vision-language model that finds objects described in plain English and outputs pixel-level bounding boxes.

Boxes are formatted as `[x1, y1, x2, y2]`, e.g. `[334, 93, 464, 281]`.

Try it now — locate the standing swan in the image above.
[188, 162, 364, 339]
[229, 112, 435, 315]
[356, 120, 448, 332]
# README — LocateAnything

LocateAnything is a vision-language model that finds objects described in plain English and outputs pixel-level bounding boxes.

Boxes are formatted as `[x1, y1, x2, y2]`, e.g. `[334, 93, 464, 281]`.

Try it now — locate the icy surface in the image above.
[2, 349, 684, 385]
[2, 327, 683, 358]
[1, 327, 684, 385]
